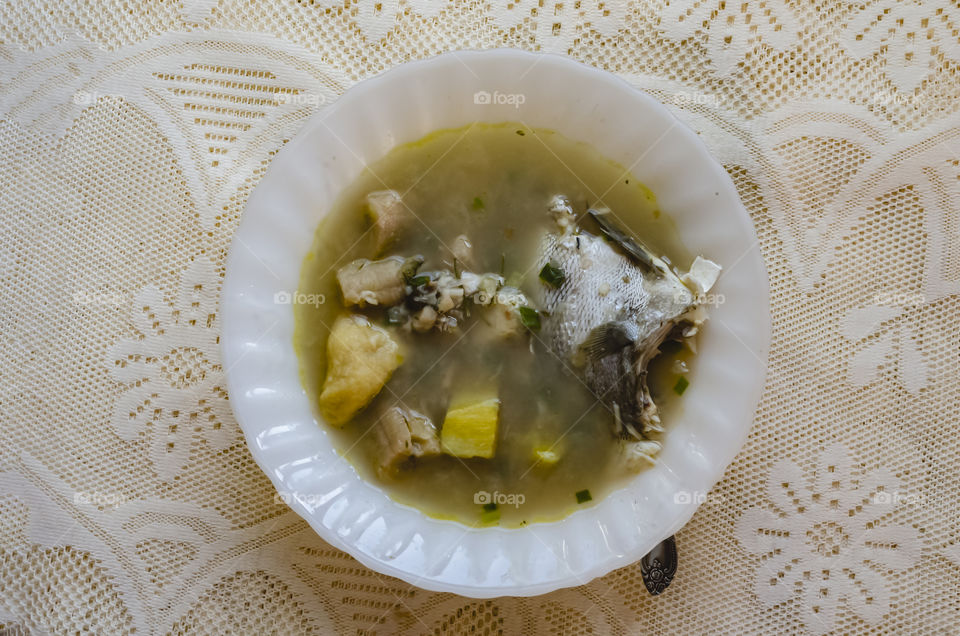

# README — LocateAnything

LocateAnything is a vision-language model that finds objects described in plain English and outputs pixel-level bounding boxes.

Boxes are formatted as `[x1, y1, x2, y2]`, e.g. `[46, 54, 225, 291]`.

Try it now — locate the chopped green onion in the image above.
[539, 262, 565, 288]
[480, 502, 500, 524]
[472, 196, 485, 210]
[408, 275, 430, 287]
[516, 129, 526, 136]
[518, 306, 541, 332]
[673, 376, 689, 395]
[400, 255, 424, 281]
[453, 257, 460, 279]
[575, 489, 592, 504]
[499, 253, 505, 276]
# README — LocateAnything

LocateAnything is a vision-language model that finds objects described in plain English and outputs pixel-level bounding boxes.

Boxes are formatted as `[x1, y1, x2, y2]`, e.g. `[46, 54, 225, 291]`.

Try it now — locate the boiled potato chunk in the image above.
[441, 397, 500, 459]
[319, 314, 402, 427]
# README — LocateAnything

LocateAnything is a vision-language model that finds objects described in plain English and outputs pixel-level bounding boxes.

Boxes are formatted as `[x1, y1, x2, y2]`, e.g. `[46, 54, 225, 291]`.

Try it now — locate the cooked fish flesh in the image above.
[366, 189, 409, 254]
[337, 256, 407, 307]
[337, 248, 534, 336]
[532, 196, 720, 440]
[449, 234, 474, 269]
[375, 405, 441, 477]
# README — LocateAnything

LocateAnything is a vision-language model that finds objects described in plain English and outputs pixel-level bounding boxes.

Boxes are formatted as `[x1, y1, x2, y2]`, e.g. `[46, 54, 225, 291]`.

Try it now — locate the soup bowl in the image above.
[221, 49, 771, 597]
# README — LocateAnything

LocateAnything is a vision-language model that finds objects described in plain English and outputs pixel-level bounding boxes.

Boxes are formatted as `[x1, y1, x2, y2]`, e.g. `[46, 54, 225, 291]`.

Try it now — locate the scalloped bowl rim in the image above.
[221, 49, 771, 597]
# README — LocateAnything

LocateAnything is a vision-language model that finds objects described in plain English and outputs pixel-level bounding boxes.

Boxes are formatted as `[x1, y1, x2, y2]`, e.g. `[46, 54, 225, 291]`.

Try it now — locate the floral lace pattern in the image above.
[108, 258, 233, 481]
[1, 0, 958, 633]
[735, 444, 921, 633]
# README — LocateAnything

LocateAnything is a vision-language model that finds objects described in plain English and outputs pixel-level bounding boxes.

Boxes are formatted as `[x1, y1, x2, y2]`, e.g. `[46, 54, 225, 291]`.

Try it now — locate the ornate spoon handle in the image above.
[640, 535, 678, 596]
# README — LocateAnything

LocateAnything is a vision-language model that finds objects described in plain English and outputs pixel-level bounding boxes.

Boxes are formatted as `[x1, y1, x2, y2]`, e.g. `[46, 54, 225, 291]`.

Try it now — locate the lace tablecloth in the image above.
[1, 1, 958, 634]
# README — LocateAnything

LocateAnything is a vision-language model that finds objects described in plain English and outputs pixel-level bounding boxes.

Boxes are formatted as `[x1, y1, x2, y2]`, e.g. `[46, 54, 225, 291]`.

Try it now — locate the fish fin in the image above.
[588, 209, 664, 273]
[579, 322, 637, 360]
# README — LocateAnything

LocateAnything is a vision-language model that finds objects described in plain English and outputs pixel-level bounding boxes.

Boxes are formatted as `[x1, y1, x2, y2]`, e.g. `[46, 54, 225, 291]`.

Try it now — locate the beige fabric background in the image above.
[1, 0, 959, 633]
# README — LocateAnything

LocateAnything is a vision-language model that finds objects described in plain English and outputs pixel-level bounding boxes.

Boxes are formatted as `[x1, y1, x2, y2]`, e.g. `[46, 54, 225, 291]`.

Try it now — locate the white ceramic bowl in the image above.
[221, 49, 771, 597]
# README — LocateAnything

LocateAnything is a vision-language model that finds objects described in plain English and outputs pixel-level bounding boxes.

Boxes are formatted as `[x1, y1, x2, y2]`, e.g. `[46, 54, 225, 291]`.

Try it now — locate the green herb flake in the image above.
[408, 275, 430, 287]
[673, 376, 690, 395]
[400, 256, 424, 282]
[453, 258, 460, 279]
[539, 262, 566, 288]
[499, 253, 506, 276]
[480, 502, 500, 525]
[518, 306, 541, 332]
[472, 196, 485, 210]
[575, 489, 592, 504]
[516, 129, 526, 136]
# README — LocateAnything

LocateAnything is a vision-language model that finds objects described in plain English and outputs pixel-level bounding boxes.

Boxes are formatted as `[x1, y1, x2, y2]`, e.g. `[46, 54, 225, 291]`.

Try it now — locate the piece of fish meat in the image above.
[375, 405, 441, 477]
[366, 190, 409, 254]
[337, 256, 407, 307]
[532, 198, 720, 440]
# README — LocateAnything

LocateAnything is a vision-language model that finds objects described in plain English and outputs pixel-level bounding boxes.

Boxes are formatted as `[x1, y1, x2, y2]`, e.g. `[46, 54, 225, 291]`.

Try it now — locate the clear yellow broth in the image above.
[294, 122, 694, 527]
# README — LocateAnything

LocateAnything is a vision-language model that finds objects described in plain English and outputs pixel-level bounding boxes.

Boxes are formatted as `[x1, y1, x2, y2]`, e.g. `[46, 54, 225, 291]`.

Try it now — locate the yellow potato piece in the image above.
[441, 398, 500, 459]
[319, 314, 402, 427]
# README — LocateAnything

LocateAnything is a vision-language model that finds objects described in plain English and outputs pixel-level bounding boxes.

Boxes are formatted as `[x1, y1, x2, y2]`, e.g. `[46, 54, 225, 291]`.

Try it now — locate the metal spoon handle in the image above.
[640, 535, 678, 596]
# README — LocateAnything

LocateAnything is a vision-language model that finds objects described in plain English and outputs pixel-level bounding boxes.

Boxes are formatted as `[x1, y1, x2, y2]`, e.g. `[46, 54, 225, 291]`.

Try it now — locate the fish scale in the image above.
[532, 218, 699, 440]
